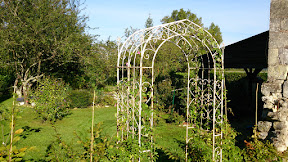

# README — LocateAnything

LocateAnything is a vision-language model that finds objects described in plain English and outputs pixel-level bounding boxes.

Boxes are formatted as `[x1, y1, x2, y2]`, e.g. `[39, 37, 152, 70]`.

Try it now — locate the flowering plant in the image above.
[31, 76, 70, 122]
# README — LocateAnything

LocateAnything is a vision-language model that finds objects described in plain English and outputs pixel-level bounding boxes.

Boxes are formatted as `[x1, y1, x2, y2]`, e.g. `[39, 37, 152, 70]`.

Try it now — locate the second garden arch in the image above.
[117, 19, 224, 161]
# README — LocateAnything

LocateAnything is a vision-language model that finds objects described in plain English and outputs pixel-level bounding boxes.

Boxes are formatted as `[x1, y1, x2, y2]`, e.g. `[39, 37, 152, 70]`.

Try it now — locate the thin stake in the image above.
[90, 90, 96, 162]
[254, 83, 259, 138]
[9, 89, 16, 162]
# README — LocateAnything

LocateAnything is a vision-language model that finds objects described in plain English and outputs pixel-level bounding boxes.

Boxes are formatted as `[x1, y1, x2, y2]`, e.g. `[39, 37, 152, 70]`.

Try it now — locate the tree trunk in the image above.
[13, 78, 22, 98]
[22, 81, 28, 105]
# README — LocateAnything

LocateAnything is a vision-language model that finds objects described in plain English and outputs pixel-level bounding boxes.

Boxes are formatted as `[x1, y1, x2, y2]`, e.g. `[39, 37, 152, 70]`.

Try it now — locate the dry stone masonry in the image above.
[258, 0, 288, 152]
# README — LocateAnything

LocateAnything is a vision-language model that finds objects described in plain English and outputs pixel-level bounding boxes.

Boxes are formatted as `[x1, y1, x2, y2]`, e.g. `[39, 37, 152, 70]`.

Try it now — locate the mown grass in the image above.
[0, 98, 188, 161]
[154, 124, 186, 161]
[0, 98, 116, 161]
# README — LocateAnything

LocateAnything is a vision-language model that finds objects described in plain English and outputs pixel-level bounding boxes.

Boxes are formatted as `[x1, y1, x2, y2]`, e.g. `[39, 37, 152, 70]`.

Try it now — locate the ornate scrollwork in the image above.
[117, 19, 224, 161]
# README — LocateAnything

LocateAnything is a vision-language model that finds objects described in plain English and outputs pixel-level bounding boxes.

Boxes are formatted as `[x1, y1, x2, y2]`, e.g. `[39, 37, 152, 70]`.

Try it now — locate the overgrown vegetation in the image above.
[68, 89, 93, 108]
[31, 77, 70, 122]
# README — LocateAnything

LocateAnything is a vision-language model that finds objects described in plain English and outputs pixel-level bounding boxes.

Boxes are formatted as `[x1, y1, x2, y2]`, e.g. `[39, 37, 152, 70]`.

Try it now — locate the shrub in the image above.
[101, 95, 116, 106]
[165, 112, 184, 124]
[94, 90, 116, 106]
[68, 89, 93, 108]
[243, 138, 282, 161]
[31, 76, 70, 122]
[46, 123, 154, 161]
[155, 78, 173, 113]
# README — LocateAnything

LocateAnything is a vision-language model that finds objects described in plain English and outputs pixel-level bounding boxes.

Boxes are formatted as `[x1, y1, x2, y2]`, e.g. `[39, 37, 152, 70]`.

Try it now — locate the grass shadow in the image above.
[20, 126, 42, 139]
[156, 148, 179, 162]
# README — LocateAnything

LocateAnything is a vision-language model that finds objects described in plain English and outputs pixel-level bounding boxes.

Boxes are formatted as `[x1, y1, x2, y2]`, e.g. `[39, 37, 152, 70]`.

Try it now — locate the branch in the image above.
[22, 74, 44, 84]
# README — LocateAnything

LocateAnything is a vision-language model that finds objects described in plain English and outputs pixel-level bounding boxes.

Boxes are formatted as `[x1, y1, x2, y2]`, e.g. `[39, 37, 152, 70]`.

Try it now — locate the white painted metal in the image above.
[117, 19, 224, 161]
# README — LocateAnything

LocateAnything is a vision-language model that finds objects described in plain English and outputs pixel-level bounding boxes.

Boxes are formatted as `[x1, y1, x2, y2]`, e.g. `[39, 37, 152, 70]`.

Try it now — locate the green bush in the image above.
[165, 112, 184, 124]
[243, 138, 282, 161]
[31, 76, 70, 122]
[94, 90, 116, 106]
[101, 95, 116, 106]
[68, 89, 93, 108]
[155, 78, 173, 113]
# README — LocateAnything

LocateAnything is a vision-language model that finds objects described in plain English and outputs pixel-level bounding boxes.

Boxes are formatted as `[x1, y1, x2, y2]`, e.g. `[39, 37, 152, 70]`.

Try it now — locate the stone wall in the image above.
[258, 0, 288, 152]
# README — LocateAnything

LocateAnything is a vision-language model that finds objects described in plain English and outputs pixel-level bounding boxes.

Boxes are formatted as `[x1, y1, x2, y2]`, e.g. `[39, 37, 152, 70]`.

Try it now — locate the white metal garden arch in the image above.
[117, 19, 224, 161]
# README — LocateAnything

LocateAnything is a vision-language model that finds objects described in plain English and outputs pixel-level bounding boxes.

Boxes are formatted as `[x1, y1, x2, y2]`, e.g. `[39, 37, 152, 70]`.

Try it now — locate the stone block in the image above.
[281, 100, 288, 108]
[274, 142, 287, 152]
[267, 111, 278, 120]
[269, 32, 288, 49]
[279, 48, 288, 65]
[284, 131, 288, 146]
[278, 112, 288, 122]
[268, 48, 279, 66]
[281, 18, 288, 31]
[258, 131, 268, 140]
[270, 18, 281, 32]
[270, 0, 288, 19]
[268, 65, 288, 80]
[258, 121, 272, 132]
[261, 81, 283, 96]
[263, 102, 274, 109]
[273, 121, 287, 130]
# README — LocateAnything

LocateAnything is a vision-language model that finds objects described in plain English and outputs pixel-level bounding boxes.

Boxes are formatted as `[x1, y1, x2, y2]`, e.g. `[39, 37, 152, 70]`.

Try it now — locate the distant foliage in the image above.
[0, 68, 14, 101]
[82, 39, 117, 89]
[94, 90, 116, 106]
[0, 0, 93, 102]
[31, 77, 70, 122]
[68, 89, 93, 108]
[161, 8, 222, 44]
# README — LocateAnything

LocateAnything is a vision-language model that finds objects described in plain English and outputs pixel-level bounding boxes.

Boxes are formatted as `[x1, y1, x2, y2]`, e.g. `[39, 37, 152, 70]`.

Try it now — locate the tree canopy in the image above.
[0, 0, 92, 102]
[161, 8, 222, 44]
[145, 14, 153, 28]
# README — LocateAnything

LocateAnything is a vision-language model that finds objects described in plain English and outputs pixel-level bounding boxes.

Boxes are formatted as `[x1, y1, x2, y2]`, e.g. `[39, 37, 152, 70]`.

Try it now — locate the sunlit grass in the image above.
[1, 97, 187, 161]
[0, 98, 116, 161]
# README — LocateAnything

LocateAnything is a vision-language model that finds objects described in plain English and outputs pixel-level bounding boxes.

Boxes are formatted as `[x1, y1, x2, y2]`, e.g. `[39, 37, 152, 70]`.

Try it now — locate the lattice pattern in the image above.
[117, 19, 224, 161]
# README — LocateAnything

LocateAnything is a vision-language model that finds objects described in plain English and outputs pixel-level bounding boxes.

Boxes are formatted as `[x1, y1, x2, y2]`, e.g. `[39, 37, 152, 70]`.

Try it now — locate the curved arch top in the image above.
[117, 19, 223, 70]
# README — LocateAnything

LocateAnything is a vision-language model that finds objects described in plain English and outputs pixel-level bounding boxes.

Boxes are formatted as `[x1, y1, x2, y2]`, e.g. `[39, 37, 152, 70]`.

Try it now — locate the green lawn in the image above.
[1, 98, 117, 161]
[0, 98, 187, 161]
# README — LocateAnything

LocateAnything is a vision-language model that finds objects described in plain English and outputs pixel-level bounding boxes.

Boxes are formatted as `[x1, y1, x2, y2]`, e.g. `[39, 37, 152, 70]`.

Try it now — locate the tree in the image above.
[124, 26, 138, 38]
[82, 38, 118, 88]
[145, 14, 153, 28]
[161, 8, 222, 44]
[208, 22, 223, 45]
[0, 0, 92, 103]
[161, 8, 203, 27]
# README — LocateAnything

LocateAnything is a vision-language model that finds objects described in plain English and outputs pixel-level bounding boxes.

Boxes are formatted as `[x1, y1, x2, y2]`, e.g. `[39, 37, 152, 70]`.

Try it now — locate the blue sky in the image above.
[83, 0, 270, 45]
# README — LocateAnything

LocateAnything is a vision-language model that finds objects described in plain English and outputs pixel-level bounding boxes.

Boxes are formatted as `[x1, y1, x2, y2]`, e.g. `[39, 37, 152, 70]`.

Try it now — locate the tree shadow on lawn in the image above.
[156, 137, 185, 161]
[157, 148, 179, 162]
[20, 126, 42, 139]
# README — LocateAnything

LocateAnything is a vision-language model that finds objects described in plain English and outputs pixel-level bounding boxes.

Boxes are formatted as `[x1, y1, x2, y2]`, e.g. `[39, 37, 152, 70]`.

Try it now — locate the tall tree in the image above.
[124, 26, 138, 38]
[161, 8, 203, 27]
[208, 22, 223, 45]
[0, 0, 92, 103]
[82, 38, 117, 88]
[161, 8, 222, 44]
[145, 14, 153, 28]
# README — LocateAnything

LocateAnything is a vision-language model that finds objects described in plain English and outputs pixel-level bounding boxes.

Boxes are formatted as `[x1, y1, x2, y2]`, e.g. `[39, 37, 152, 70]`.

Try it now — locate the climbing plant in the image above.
[117, 19, 224, 161]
